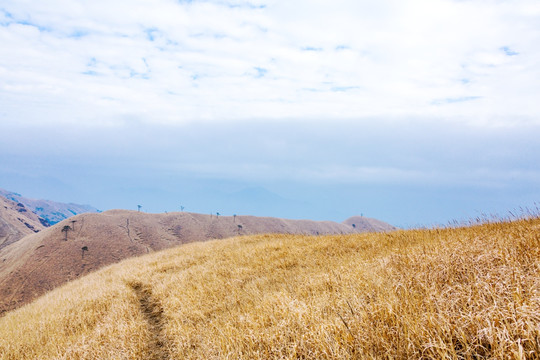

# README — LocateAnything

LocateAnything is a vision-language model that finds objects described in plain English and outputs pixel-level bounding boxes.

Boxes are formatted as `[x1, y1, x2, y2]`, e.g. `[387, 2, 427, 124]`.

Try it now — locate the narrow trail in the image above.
[130, 282, 170, 360]
[118, 219, 134, 243]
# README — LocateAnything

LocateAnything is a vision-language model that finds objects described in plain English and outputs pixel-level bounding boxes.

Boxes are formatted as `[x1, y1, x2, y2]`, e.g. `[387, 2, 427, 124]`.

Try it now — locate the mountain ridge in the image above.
[0, 209, 394, 315]
[0, 189, 100, 225]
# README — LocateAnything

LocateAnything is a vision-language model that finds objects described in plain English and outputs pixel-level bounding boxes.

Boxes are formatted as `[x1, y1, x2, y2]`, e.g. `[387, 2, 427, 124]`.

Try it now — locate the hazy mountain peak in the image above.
[0, 189, 100, 225]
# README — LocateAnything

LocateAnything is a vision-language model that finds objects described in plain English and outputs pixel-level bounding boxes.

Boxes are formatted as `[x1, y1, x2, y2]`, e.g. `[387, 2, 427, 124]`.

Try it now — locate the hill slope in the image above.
[342, 215, 395, 232]
[0, 217, 538, 359]
[0, 210, 392, 314]
[0, 189, 99, 225]
[0, 196, 47, 250]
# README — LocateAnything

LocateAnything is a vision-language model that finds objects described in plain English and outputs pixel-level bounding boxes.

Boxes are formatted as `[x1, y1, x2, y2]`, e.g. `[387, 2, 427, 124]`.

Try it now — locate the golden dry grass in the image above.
[1, 210, 389, 315]
[0, 217, 539, 359]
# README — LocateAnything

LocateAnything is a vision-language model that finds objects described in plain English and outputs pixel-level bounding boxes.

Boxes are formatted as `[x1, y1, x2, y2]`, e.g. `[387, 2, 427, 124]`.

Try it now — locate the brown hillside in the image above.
[0, 210, 394, 315]
[343, 215, 397, 232]
[0, 196, 47, 250]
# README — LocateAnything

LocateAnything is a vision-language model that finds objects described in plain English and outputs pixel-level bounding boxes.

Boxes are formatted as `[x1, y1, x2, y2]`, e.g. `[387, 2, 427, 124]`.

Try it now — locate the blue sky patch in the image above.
[253, 67, 267, 78]
[82, 70, 99, 76]
[432, 96, 481, 105]
[15, 19, 50, 32]
[1, 9, 13, 18]
[0, 9, 14, 25]
[145, 28, 159, 42]
[331, 86, 360, 92]
[87, 57, 98, 67]
[227, 3, 266, 10]
[501, 46, 519, 56]
[69, 30, 89, 38]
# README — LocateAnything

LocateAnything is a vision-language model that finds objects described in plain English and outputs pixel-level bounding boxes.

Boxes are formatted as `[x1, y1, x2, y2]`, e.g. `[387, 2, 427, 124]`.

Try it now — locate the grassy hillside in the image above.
[0, 196, 46, 250]
[0, 210, 390, 315]
[0, 217, 539, 359]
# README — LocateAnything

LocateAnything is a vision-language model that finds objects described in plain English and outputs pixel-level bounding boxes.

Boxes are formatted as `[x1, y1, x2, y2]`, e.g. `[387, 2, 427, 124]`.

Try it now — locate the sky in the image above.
[1, 0, 539, 227]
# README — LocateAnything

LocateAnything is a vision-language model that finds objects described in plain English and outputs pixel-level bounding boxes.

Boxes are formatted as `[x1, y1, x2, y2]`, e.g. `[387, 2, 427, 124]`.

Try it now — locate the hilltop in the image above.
[0, 189, 100, 225]
[0, 217, 538, 359]
[0, 196, 47, 250]
[0, 210, 394, 314]
[342, 215, 393, 232]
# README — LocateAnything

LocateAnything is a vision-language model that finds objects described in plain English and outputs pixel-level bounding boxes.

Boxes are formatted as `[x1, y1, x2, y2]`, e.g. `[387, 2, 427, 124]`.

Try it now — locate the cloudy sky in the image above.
[1, 0, 539, 227]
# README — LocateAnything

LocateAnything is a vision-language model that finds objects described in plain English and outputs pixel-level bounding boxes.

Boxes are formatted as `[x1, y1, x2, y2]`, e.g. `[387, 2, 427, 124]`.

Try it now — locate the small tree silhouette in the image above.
[352, 224, 356, 228]
[81, 246, 88, 259]
[180, 205, 185, 212]
[216, 212, 220, 218]
[137, 205, 142, 212]
[61, 225, 71, 241]
[233, 214, 237, 223]
[237, 224, 243, 234]
[70, 220, 77, 230]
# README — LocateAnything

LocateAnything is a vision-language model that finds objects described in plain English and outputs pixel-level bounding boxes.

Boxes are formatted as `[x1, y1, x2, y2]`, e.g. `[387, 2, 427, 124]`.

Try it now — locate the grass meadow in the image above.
[0, 217, 539, 359]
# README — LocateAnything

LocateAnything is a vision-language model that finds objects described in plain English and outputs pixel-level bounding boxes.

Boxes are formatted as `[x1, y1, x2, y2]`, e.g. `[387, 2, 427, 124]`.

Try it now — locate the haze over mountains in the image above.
[0, 188, 100, 225]
[0, 190, 395, 315]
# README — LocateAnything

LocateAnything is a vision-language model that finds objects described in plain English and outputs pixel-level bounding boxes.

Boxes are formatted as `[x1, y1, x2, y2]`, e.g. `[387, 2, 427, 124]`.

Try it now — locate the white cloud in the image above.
[0, 0, 539, 127]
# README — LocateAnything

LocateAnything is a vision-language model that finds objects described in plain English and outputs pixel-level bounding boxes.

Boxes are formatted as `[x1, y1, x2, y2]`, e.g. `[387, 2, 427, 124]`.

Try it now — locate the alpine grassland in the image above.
[0, 216, 539, 359]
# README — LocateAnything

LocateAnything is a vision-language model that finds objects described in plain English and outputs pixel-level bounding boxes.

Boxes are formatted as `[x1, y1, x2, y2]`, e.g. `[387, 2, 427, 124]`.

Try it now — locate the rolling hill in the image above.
[0, 210, 394, 315]
[0, 189, 100, 225]
[342, 215, 394, 232]
[0, 217, 538, 359]
[0, 196, 47, 250]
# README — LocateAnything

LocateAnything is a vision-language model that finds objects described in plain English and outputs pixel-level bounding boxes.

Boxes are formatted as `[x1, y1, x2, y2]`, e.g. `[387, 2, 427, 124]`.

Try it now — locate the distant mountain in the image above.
[0, 196, 48, 250]
[0, 210, 395, 314]
[343, 216, 398, 232]
[0, 189, 100, 225]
